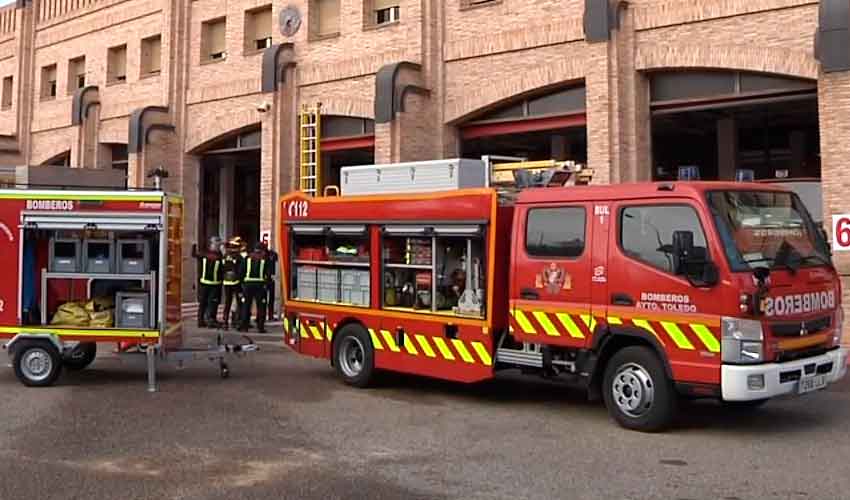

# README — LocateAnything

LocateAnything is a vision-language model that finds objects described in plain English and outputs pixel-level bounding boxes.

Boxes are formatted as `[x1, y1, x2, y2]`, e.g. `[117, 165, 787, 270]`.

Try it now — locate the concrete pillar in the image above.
[717, 117, 737, 181]
[585, 43, 613, 184]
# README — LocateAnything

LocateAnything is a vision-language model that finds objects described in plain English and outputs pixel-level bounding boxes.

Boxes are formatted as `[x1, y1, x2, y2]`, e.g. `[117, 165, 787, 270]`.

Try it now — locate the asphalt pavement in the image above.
[0, 336, 848, 500]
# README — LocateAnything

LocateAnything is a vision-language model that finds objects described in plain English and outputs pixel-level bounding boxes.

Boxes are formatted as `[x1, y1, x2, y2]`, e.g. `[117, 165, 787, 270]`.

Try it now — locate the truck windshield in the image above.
[707, 190, 830, 272]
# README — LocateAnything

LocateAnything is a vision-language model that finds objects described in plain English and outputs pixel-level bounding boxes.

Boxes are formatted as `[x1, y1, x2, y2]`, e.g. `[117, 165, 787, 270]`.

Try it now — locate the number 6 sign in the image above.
[832, 215, 850, 251]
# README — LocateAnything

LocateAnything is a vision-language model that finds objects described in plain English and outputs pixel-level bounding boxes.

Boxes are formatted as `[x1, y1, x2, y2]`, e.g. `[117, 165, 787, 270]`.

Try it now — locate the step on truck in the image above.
[279, 158, 847, 431]
[0, 185, 256, 390]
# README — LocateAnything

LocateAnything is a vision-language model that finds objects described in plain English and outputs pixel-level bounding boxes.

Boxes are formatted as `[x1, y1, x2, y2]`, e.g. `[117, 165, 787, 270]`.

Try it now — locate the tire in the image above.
[722, 399, 769, 410]
[12, 340, 63, 387]
[602, 346, 677, 432]
[63, 342, 97, 371]
[333, 324, 375, 388]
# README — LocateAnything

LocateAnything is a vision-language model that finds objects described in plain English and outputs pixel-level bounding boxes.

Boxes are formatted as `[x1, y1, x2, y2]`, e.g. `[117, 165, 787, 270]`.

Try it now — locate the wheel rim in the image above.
[611, 362, 655, 418]
[21, 348, 53, 382]
[339, 336, 365, 378]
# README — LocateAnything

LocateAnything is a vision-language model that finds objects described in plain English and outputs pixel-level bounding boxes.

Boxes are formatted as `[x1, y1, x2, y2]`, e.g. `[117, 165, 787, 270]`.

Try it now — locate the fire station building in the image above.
[1, 0, 850, 298]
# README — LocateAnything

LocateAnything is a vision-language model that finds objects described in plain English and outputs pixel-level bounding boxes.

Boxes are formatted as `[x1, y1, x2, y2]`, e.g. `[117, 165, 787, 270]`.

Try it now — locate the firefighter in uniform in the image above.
[239, 242, 271, 333]
[263, 242, 279, 322]
[195, 236, 223, 328]
[221, 237, 245, 330]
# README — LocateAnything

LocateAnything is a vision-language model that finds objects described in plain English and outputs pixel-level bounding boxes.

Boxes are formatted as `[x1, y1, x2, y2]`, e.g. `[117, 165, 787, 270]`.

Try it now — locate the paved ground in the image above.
[0, 335, 849, 500]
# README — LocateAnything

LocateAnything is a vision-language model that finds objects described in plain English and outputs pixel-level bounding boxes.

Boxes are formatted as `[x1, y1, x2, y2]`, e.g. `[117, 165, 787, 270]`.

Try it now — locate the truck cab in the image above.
[508, 181, 847, 430]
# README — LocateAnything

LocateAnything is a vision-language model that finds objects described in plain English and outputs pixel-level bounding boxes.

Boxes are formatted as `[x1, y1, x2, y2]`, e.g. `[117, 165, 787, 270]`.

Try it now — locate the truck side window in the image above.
[620, 205, 707, 274]
[526, 207, 586, 258]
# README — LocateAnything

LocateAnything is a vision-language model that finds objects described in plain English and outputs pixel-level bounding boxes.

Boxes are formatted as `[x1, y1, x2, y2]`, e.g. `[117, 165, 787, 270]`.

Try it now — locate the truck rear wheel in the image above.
[63, 342, 97, 371]
[602, 346, 676, 432]
[13, 340, 63, 387]
[333, 324, 375, 388]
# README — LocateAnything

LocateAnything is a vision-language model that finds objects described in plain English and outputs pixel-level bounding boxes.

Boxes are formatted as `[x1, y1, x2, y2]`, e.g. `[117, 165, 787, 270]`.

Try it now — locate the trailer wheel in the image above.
[333, 324, 374, 388]
[13, 340, 63, 387]
[63, 342, 97, 371]
[602, 346, 676, 432]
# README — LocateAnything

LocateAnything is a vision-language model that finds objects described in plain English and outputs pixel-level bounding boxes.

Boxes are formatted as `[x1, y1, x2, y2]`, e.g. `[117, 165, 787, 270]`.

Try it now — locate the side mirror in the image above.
[673, 230, 718, 287]
[687, 260, 719, 288]
[672, 230, 695, 274]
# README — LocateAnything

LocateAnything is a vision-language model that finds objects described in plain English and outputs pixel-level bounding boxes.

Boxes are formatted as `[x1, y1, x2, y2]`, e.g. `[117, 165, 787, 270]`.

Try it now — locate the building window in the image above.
[1, 76, 11, 110]
[245, 6, 272, 53]
[141, 35, 162, 76]
[68, 56, 86, 94]
[40, 64, 57, 100]
[619, 205, 707, 275]
[310, 0, 340, 39]
[460, 0, 500, 9]
[365, 0, 399, 27]
[202, 18, 227, 61]
[107, 45, 127, 84]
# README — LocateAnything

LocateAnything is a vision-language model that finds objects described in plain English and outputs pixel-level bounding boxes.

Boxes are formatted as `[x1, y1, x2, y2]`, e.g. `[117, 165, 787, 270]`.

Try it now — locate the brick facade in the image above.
[0, 0, 849, 326]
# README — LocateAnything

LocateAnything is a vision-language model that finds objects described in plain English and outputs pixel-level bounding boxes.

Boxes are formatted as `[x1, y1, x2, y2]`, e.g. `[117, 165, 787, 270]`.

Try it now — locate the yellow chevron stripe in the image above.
[309, 325, 323, 341]
[632, 318, 665, 346]
[533, 311, 561, 337]
[451, 339, 475, 363]
[555, 313, 585, 339]
[381, 330, 401, 353]
[607, 316, 623, 325]
[369, 329, 384, 350]
[323, 322, 333, 342]
[403, 335, 419, 355]
[690, 324, 720, 353]
[415, 334, 436, 358]
[432, 337, 456, 361]
[299, 324, 310, 339]
[512, 309, 537, 334]
[471, 341, 492, 366]
[660, 321, 695, 350]
[283, 317, 289, 332]
[580, 314, 597, 333]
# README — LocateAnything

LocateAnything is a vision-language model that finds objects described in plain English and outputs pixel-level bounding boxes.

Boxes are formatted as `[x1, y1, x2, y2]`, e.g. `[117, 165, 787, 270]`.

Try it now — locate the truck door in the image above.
[589, 202, 612, 339]
[510, 203, 593, 348]
[607, 200, 722, 385]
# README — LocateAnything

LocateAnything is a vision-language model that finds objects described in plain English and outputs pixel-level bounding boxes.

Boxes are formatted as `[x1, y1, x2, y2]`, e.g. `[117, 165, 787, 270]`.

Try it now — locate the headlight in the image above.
[722, 317, 764, 364]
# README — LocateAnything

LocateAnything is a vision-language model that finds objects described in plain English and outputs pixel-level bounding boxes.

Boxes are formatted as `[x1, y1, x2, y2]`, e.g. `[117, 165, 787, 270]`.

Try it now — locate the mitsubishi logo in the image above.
[800, 321, 808, 337]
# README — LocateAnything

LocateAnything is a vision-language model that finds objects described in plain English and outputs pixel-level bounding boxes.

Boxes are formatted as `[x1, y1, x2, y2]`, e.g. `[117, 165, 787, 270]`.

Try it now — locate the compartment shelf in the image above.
[293, 260, 370, 267]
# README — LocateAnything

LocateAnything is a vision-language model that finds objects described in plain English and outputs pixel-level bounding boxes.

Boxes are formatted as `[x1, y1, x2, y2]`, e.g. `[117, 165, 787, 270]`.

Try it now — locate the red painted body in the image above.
[280, 182, 841, 388]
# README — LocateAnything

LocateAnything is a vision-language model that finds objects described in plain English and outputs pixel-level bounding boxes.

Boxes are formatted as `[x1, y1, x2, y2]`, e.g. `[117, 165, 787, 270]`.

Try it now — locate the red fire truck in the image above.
[0, 185, 255, 390]
[280, 159, 847, 431]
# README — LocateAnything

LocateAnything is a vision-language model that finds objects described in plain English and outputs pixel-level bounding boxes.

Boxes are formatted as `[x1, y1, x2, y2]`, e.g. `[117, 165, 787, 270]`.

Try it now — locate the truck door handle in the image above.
[611, 293, 634, 306]
[520, 288, 540, 300]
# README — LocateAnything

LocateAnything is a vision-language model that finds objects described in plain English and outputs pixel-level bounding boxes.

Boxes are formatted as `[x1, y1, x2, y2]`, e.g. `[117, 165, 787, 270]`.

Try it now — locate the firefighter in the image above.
[239, 242, 271, 333]
[194, 236, 223, 328]
[220, 237, 245, 330]
[263, 242, 279, 322]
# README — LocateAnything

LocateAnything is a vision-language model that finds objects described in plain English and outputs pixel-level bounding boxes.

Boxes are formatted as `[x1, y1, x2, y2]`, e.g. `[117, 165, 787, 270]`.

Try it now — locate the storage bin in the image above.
[49, 238, 81, 272]
[117, 239, 149, 274]
[340, 269, 370, 306]
[84, 239, 114, 274]
[115, 291, 150, 328]
[296, 266, 317, 300]
[317, 268, 339, 302]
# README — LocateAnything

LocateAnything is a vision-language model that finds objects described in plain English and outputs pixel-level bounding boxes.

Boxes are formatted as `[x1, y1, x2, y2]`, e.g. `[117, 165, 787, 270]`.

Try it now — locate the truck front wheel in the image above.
[602, 346, 676, 432]
[12, 340, 63, 387]
[333, 325, 375, 388]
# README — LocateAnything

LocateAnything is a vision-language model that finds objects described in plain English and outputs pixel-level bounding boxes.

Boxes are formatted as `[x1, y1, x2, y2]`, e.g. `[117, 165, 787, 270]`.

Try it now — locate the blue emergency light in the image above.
[735, 169, 755, 182]
[677, 166, 700, 181]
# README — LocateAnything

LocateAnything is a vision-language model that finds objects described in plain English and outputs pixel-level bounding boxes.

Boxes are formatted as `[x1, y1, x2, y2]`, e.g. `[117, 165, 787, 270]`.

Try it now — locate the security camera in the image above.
[257, 101, 271, 113]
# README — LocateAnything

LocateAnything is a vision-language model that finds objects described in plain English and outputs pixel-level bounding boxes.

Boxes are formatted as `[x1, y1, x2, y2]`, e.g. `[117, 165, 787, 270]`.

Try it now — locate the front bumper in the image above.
[721, 348, 847, 401]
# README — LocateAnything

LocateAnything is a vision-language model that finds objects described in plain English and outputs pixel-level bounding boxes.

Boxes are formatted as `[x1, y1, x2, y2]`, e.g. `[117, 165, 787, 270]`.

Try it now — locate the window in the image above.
[141, 35, 162, 76]
[107, 45, 127, 84]
[202, 18, 227, 61]
[620, 205, 707, 274]
[40, 64, 57, 100]
[310, 0, 340, 39]
[1, 76, 11, 110]
[68, 56, 85, 94]
[526, 207, 586, 258]
[245, 6, 272, 52]
[382, 225, 486, 317]
[461, 0, 500, 9]
[367, 0, 399, 26]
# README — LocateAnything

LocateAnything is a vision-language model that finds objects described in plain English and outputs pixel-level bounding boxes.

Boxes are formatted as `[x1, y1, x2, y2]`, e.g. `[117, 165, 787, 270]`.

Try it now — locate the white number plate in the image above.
[798, 374, 828, 394]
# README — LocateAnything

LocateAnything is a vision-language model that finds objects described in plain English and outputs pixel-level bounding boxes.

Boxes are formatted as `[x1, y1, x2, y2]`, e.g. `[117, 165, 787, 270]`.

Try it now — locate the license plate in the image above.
[798, 374, 828, 394]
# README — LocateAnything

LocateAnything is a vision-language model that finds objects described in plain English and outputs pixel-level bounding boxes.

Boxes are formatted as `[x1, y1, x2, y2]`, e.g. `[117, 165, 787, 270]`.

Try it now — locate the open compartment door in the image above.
[162, 196, 184, 352]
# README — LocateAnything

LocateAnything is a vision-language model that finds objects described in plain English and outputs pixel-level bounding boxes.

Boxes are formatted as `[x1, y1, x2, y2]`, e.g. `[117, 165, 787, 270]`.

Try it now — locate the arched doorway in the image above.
[459, 84, 587, 165]
[649, 70, 818, 181]
[198, 127, 262, 246]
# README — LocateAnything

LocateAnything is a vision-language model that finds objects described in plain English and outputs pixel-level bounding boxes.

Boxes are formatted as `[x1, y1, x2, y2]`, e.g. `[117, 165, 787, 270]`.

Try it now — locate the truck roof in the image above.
[516, 181, 790, 205]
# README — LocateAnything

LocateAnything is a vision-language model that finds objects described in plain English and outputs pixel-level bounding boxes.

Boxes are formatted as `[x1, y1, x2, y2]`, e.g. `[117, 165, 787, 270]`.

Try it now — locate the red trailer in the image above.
[280, 159, 847, 431]
[0, 187, 255, 389]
